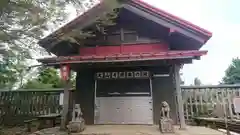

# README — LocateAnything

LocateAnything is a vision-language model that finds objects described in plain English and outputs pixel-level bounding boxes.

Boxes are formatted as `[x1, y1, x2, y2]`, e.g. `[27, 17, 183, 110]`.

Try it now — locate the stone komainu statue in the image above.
[161, 101, 170, 118]
[159, 101, 174, 133]
[77, 104, 83, 118]
[68, 104, 85, 133]
[72, 104, 83, 121]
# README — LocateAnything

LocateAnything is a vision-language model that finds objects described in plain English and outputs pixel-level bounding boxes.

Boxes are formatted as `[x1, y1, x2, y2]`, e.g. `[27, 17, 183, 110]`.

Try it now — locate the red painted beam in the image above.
[38, 50, 207, 64]
[79, 43, 169, 56]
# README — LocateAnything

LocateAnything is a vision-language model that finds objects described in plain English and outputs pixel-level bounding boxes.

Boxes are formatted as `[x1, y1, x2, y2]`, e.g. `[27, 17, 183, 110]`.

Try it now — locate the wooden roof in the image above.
[38, 50, 207, 65]
[38, 0, 212, 53]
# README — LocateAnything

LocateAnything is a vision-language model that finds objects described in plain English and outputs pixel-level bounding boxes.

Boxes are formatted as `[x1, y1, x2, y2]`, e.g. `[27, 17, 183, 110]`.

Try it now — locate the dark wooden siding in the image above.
[149, 67, 177, 124]
[75, 70, 95, 125]
[83, 8, 169, 47]
[75, 66, 177, 125]
[152, 75, 177, 124]
[84, 28, 166, 47]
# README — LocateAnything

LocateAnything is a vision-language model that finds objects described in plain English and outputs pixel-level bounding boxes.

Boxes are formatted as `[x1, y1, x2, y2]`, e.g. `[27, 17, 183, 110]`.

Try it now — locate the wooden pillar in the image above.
[173, 64, 186, 130]
[60, 65, 71, 130]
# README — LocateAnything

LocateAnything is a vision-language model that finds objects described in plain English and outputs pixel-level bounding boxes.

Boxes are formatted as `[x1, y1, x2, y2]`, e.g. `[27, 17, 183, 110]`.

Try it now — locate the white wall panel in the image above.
[95, 97, 153, 124]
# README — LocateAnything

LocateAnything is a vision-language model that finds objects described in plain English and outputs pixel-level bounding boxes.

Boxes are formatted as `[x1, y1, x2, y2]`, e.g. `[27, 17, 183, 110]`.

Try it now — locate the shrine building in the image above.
[37, 0, 212, 127]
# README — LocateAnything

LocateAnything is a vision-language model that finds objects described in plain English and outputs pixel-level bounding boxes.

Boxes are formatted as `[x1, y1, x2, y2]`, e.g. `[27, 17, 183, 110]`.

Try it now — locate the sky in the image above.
[142, 0, 240, 85]
[64, 0, 240, 85]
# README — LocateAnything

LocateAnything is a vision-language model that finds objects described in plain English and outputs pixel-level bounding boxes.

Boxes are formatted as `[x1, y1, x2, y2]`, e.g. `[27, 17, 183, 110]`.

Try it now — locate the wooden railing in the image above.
[1, 85, 240, 126]
[181, 85, 240, 122]
[0, 89, 74, 126]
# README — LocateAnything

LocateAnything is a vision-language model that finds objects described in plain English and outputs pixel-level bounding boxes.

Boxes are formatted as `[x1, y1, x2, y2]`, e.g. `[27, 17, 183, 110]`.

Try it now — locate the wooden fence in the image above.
[181, 85, 240, 122]
[0, 89, 74, 126]
[1, 85, 240, 126]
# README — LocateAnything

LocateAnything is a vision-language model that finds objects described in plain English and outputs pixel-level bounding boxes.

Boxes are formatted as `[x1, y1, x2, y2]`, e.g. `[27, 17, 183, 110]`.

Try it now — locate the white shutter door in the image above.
[131, 97, 153, 124]
[96, 97, 153, 124]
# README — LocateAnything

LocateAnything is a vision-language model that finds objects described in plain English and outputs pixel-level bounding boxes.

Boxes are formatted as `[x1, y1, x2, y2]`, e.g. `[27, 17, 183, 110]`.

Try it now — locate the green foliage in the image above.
[59, 0, 120, 43]
[0, 0, 119, 89]
[0, 0, 89, 88]
[22, 67, 75, 89]
[23, 67, 62, 89]
[0, 53, 28, 89]
[0, 0, 69, 57]
[0, 0, 70, 89]
[0, 57, 17, 89]
[22, 80, 53, 89]
[0, 51, 31, 89]
[222, 58, 240, 84]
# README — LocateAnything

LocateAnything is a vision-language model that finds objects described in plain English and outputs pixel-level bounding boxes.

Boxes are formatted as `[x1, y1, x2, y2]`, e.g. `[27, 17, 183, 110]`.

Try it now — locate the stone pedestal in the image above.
[67, 119, 85, 133]
[159, 118, 174, 133]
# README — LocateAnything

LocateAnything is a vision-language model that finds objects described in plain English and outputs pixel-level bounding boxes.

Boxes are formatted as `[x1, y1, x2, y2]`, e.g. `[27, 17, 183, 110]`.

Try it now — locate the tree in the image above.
[0, 0, 68, 89]
[1, 0, 119, 89]
[0, 0, 96, 89]
[22, 67, 75, 89]
[0, 0, 110, 57]
[194, 77, 201, 86]
[1, 54, 30, 88]
[222, 58, 240, 84]
[0, 57, 18, 89]
[1, 0, 69, 56]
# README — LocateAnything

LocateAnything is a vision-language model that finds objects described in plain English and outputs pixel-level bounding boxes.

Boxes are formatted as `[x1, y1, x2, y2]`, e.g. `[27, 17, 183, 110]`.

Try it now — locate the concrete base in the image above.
[178, 127, 187, 130]
[80, 125, 223, 135]
[159, 118, 175, 133]
[67, 119, 85, 133]
[28, 125, 225, 135]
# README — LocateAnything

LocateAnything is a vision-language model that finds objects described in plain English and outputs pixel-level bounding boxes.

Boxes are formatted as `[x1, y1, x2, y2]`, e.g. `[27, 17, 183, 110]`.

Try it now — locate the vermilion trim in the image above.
[38, 50, 207, 64]
[79, 44, 169, 56]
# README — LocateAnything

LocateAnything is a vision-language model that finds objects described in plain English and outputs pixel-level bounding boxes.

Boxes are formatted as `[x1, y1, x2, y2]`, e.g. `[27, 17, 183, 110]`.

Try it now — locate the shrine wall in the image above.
[148, 67, 177, 124]
[75, 69, 95, 125]
[75, 66, 177, 125]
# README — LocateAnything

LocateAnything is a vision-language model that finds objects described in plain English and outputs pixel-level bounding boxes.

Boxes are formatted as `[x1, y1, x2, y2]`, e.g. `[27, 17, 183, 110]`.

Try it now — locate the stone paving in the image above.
[29, 127, 67, 135]
[176, 126, 224, 135]
[29, 125, 225, 135]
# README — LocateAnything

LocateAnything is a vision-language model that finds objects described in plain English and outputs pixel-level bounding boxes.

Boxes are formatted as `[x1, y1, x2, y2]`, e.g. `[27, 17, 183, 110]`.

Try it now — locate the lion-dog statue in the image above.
[67, 104, 85, 133]
[159, 101, 174, 133]
[161, 101, 170, 118]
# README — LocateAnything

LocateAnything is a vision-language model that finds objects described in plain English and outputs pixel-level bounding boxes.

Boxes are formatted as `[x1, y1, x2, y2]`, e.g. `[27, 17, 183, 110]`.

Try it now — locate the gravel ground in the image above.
[1, 125, 225, 135]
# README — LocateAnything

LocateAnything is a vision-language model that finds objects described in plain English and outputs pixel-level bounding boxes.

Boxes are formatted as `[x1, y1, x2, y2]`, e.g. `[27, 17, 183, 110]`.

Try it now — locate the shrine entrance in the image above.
[37, 0, 212, 128]
[94, 71, 153, 125]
